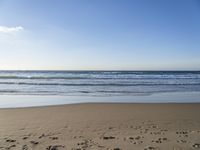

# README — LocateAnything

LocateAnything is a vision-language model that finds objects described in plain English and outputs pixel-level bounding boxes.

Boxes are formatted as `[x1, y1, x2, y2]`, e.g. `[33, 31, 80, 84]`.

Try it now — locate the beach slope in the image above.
[0, 103, 200, 150]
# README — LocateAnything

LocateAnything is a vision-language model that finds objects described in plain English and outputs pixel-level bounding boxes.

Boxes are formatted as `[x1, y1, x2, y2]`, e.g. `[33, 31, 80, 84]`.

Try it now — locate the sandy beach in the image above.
[0, 0, 199, 149]
[0, 103, 200, 150]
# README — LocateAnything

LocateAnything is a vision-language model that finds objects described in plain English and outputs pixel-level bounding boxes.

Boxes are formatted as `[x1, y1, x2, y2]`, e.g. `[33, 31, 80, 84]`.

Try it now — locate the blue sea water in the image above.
[0, 71, 200, 96]
[0, 71, 200, 107]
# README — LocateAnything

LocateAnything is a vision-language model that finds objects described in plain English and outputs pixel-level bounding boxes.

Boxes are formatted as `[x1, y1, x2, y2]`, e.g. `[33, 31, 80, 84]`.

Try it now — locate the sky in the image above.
[0, 0, 200, 70]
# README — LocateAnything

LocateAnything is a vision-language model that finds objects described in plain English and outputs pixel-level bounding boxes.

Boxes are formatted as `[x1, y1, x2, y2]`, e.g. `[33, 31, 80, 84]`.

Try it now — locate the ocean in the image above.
[0, 70, 200, 108]
[0, 70, 200, 96]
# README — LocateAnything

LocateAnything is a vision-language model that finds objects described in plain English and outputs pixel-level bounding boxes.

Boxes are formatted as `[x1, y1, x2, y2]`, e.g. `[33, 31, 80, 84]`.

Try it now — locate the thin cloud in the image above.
[0, 26, 24, 34]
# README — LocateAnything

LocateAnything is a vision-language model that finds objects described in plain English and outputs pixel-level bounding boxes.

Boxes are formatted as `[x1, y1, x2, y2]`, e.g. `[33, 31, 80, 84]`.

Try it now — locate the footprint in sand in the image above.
[150, 131, 162, 135]
[46, 145, 65, 150]
[39, 133, 46, 139]
[125, 136, 144, 145]
[192, 143, 200, 148]
[113, 148, 121, 150]
[176, 131, 189, 137]
[177, 140, 187, 143]
[22, 145, 28, 150]
[5, 139, 16, 143]
[22, 136, 29, 140]
[49, 137, 58, 140]
[152, 137, 168, 144]
[102, 136, 115, 140]
[30, 140, 39, 145]
[144, 146, 156, 150]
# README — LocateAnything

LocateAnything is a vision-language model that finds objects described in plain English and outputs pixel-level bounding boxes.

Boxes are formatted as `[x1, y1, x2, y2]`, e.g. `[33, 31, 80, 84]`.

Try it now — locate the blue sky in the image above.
[0, 0, 200, 70]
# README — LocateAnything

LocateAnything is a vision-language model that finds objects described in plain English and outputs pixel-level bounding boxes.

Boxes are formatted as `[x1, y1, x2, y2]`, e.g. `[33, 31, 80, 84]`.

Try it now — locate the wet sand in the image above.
[0, 103, 200, 150]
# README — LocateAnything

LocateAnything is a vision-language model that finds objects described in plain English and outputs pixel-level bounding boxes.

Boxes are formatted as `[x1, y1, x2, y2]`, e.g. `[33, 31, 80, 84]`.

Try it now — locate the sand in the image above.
[0, 103, 200, 150]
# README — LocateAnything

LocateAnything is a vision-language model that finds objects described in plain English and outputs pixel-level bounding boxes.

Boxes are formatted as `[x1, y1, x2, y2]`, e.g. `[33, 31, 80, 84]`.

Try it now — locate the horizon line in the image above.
[0, 69, 199, 72]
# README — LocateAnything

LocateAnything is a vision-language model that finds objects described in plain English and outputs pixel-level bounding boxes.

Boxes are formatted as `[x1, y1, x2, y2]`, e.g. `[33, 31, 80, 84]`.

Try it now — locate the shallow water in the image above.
[0, 92, 200, 108]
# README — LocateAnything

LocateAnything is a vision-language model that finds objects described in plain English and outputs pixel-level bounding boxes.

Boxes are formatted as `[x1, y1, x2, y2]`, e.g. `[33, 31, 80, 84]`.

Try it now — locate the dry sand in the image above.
[0, 103, 200, 150]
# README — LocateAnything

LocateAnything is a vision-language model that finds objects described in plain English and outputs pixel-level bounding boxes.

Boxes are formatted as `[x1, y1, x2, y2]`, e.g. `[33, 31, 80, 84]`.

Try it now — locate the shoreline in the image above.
[1, 102, 200, 110]
[0, 91, 200, 109]
[0, 103, 200, 149]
